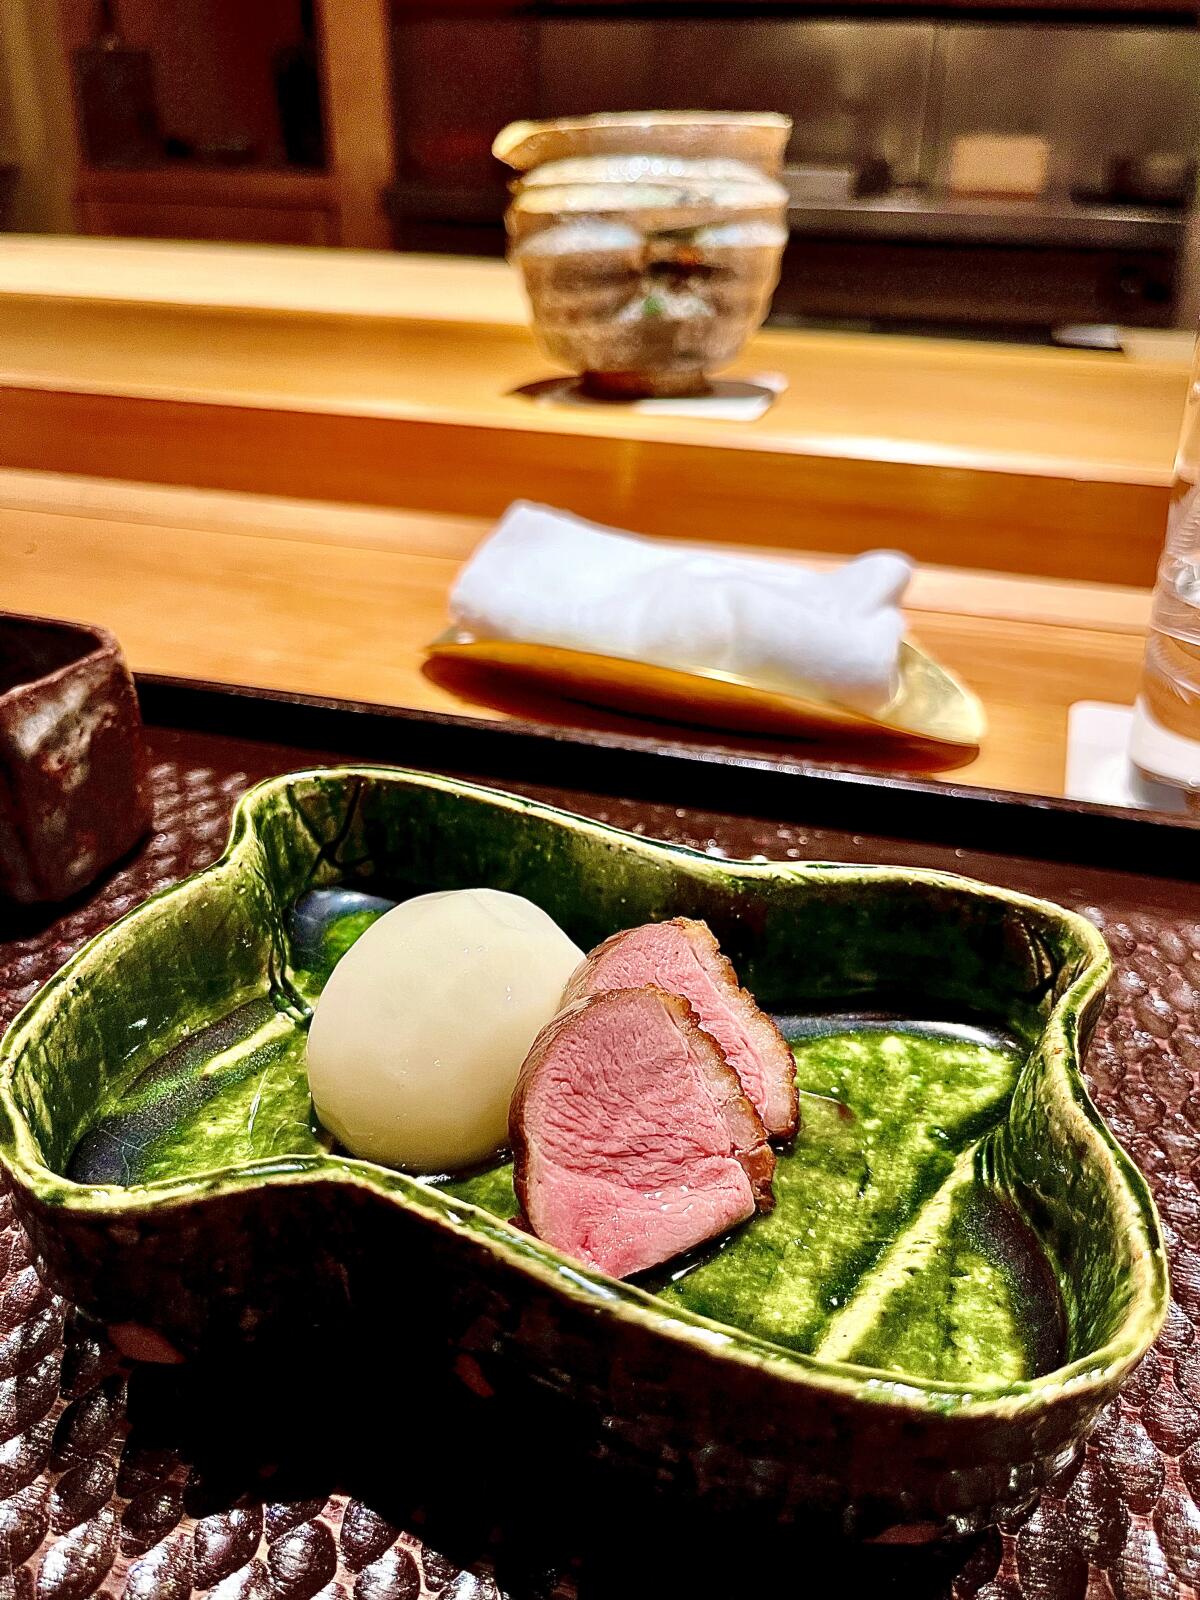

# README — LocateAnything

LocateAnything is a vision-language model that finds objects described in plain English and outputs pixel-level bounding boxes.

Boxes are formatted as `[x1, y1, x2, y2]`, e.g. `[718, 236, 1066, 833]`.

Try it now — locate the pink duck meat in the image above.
[562, 917, 799, 1139]
[510, 986, 774, 1279]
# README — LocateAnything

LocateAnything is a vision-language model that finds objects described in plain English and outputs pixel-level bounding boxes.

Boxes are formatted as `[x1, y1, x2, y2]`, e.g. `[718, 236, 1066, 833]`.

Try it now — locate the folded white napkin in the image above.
[450, 502, 913, 715]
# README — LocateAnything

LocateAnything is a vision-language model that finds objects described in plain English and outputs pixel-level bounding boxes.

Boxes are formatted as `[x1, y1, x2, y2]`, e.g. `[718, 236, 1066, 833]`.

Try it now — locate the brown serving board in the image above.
[0, 676, 1198, 1600]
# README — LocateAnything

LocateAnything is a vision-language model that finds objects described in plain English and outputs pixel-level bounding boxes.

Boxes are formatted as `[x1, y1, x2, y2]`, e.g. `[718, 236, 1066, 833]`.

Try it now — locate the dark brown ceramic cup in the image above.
[0, 613, 151, 903]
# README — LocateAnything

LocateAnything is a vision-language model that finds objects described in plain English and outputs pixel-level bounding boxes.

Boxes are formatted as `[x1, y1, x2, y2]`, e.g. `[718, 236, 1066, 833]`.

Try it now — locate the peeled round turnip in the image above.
[306, 888, 583, 1172]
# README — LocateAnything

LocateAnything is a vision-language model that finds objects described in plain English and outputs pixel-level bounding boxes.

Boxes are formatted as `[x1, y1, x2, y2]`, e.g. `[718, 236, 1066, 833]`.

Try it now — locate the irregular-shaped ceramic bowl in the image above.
[0, 770, 1167, 1536]
[495, 112, 791, 398]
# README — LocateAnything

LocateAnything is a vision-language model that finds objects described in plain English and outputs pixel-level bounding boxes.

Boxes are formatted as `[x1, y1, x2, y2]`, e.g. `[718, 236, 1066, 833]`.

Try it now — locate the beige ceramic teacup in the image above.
[494, 111, 792, 399]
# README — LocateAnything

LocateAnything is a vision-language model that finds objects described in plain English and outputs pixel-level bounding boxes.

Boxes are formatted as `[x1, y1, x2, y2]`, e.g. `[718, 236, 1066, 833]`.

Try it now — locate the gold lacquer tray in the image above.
[426, 632, 986, 750]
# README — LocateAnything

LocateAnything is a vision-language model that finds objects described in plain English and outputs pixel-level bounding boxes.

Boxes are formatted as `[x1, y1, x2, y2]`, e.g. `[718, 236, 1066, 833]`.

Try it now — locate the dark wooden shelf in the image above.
[78, 165, 335, 208]
[393, 0, 1198, 23]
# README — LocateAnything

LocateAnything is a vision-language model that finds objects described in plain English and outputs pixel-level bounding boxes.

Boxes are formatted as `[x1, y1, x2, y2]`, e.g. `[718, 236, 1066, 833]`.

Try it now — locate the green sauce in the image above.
[71, 895, 1062, 1383]
[443, 1023, 1057, 1384]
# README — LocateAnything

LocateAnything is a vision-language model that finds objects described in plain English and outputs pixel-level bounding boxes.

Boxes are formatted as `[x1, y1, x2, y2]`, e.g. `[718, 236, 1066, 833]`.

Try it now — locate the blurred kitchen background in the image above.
[4, 0, 1200, 342]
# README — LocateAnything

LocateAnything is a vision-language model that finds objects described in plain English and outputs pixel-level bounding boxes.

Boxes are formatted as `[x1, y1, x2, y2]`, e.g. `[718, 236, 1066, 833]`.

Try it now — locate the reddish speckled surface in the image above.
[0, 724, 1196, 1599]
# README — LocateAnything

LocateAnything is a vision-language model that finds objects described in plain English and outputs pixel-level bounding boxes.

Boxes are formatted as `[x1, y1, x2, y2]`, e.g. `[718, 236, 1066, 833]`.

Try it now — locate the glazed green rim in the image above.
[0, 768, 1170, 1415]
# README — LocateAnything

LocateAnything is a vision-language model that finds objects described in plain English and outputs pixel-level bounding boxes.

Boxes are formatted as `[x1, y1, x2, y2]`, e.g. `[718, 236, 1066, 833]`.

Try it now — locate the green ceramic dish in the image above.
[0, 768, 1168, 1536]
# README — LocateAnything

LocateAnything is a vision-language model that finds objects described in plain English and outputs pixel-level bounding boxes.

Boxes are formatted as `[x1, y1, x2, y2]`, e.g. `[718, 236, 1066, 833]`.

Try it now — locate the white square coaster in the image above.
[1065, 701, 1190, 812]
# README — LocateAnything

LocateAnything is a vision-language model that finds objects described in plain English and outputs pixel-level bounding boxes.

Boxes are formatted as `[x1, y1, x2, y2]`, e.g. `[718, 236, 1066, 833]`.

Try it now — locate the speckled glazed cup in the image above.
[495, 112, 792, 398]
[0, 613, 151, 903]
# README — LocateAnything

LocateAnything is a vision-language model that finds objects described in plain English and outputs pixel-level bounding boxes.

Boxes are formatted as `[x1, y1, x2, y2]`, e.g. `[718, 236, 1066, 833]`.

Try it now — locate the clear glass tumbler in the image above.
[1129, 335, 1200, 793]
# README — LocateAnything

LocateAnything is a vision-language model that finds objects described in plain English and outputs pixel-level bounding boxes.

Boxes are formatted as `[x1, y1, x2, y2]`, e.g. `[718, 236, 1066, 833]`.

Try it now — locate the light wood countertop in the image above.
[1, 469, 1150, 802]
[0, 237, 531, 323]
[0, 239, 1173, 801]
[0, 238, 1189, 586]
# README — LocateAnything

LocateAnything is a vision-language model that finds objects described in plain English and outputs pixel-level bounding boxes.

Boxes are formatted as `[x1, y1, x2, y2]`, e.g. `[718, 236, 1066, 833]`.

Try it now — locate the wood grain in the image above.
[0, 251, 1184, 486]
[75, 166, 336, 209]
[0, 381, 1172, 587]
[0, 469, 1152, 633]
[0, 471, 1149, 801]
[73, 170, 339, 247]
[0, 237, 530, 321]
[317, 0, 396, 249]
[0, 243, 1186, 585]
[77, 200, 335, 246]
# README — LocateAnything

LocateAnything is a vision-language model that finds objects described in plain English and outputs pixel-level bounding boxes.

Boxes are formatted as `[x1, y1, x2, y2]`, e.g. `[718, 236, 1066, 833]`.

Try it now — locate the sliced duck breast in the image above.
[510, 986, 774, 1279]
[563, 918, 798, 1138]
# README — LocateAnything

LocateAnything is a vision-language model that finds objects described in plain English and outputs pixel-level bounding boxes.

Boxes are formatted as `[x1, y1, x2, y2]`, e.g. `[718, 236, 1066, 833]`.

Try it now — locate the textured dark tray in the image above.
[1, 677, 1198, 1600]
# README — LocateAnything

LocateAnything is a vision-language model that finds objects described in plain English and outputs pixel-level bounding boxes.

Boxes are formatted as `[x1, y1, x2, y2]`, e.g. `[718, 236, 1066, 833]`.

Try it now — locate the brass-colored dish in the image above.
[426, 632, 986, 750]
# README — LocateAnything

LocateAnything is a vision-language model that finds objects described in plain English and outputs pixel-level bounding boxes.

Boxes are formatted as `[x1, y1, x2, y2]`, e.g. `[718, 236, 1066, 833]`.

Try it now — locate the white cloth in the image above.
[450, 501, 913, 715]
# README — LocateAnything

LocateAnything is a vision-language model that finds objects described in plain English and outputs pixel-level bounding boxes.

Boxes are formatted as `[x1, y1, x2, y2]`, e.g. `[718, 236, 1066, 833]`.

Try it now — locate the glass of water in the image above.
[1129, 336, 1200, 794]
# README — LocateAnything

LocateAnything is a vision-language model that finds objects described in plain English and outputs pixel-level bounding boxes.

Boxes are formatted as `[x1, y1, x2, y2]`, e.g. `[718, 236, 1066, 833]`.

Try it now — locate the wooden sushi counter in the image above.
[0, 235, 1191, 798]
